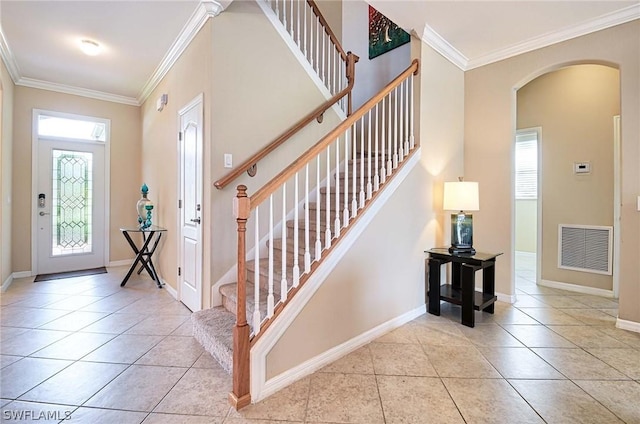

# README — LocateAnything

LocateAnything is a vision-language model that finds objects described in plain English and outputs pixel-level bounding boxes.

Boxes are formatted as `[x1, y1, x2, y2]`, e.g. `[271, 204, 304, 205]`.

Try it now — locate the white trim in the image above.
[615, 318, 640, 334]
[0, 27, 21, 83]
[162, 279, 179, 300]
[496, 292, 517, 304]
[2, 274, 13, 293]
[466, 4, 640, 70]
[253, 304, 426, 403]
[612, 115, 621, 297]
[420, 24, 468, 71]
[540, 279, 615, 298]
[108, 259, 133, 268]
[421, 4, 640, 71]
[250, 149, 421, 403]
[31, 109, 111, 275]
[255, 0, 347, 119]
[12, 271, 32, 279]
[137, 1, 223, 104]
[17, 78, 139, 106]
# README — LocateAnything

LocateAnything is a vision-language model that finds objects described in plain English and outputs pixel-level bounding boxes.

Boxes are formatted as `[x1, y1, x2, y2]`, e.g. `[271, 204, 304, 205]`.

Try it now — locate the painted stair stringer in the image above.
[250, 148, 422, 403]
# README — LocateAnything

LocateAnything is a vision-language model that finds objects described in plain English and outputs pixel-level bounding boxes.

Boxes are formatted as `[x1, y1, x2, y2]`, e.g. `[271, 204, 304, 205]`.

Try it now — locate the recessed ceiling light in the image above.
[79, 39, 101, 56]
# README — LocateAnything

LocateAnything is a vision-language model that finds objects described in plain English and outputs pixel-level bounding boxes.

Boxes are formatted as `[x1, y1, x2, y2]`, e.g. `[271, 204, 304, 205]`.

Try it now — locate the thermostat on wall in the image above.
[574, 162, 591, 174]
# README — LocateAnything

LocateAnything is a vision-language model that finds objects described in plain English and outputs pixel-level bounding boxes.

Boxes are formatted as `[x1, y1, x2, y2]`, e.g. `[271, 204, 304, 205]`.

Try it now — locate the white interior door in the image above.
[179, 95, 203, 312]
[36, 139, 106, 274]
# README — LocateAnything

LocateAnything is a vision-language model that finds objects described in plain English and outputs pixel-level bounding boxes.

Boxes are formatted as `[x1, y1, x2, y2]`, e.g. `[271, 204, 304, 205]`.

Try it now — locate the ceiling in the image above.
[1, 0, 638, 105]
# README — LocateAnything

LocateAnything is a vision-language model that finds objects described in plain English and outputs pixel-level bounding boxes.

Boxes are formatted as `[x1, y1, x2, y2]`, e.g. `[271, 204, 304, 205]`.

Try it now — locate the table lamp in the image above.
[443, 178, 479, 255]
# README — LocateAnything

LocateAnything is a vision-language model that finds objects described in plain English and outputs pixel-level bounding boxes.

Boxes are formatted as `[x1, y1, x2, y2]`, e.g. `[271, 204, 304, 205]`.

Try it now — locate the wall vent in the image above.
[558, 225, 612, 275]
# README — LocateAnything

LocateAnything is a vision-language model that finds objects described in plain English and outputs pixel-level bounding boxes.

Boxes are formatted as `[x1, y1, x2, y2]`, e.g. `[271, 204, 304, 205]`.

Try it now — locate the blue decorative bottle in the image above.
[136, 183, 154, 229]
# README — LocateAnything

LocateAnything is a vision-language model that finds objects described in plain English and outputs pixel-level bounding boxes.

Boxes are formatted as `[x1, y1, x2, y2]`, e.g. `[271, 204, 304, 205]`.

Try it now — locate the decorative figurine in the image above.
[136, 183, 154, 229]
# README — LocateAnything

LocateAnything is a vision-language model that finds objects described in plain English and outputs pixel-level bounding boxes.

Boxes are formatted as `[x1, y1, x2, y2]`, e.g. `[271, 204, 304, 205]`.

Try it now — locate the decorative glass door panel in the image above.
[37, 139, 105, 274]
[51, 149, 94, 256]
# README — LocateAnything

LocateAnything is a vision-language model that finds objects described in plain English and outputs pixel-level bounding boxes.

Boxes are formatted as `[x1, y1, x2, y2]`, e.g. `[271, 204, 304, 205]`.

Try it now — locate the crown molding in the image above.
[421, 23, 468, 71]
[136, 0, 224, 104]
[16, 77, 139, 106]
[466, 3, 640, 70]
[0, 26, 21, 83]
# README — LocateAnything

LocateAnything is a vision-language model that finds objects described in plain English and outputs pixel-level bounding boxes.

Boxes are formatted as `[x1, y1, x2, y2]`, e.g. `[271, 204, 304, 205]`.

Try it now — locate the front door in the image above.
[178, 95, 204, 311]
[36, 139, 106, 274]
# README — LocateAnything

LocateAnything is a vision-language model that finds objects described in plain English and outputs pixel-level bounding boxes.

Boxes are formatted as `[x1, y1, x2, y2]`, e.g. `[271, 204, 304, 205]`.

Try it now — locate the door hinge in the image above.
[179, 131, 183, 141]
[178, 267, 181, 276]
[178, 199, 182, 209]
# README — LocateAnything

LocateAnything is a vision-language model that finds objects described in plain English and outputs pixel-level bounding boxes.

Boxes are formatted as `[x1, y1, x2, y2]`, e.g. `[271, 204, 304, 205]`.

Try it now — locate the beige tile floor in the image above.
[0, 260, 639, 423]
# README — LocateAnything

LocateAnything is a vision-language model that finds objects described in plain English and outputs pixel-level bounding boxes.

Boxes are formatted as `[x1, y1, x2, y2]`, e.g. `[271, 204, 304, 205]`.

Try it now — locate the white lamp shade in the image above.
[443, 181, 479, 211]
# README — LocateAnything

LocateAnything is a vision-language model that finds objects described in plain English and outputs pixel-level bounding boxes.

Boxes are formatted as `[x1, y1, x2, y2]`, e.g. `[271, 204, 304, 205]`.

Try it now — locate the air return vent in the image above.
[558, 225, 612, 275]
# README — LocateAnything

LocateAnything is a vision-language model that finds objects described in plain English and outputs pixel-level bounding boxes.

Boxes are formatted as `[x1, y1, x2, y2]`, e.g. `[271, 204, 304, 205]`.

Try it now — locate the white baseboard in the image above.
[13, 271, 32, 279]
[616, 317, 640, 333]
[252, 304, 426, 403]
[109, 259, 133, 268]
[540, 279, 615, 298]
[1, 275, 13, 293]
[161, 278, 178, 300]
[496, 292, 517, 304]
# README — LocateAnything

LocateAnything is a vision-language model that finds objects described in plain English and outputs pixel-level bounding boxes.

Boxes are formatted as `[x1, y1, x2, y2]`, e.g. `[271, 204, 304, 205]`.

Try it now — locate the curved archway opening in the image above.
[514, 63, 620, 298]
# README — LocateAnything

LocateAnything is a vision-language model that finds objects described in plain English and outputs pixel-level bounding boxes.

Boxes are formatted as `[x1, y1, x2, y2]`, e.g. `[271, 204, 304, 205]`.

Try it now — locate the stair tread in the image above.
[191, 306, 234, 374]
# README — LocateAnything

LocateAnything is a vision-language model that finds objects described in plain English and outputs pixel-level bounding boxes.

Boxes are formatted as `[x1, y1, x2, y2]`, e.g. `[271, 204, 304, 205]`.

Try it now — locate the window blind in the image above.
[515, 133, 538, 200]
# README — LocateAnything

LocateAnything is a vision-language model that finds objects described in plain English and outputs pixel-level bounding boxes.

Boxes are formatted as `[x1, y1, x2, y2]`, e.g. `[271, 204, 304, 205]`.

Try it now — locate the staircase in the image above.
[190, 0, 420, 409]
[192, 154, 386, 373]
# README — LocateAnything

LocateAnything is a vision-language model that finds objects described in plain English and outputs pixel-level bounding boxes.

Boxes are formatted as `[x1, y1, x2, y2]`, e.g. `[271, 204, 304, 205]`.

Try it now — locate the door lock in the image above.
[39, 211, 50, 216]
[190, 218, 201, 224]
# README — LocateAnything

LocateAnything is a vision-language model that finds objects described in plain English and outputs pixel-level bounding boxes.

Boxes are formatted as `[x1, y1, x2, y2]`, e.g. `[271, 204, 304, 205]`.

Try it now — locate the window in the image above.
[38, 114, 106, 142]
[515, 131, 538, 200]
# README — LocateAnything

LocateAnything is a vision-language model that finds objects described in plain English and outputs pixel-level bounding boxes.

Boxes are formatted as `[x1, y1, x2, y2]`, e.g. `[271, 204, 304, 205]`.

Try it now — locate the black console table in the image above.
[426, 248, 502, 327]
[120, 226, 166, 288]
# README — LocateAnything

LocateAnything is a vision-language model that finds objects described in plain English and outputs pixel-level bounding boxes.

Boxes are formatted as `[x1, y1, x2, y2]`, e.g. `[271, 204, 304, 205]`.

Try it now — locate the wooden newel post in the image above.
[346, 52, 359, 116]
[229, 185, 251, 409]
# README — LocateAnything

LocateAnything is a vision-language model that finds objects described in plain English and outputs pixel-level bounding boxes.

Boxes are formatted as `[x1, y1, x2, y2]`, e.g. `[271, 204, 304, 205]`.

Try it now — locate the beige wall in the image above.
[141, 0, 343, 303]
[11, 87, 141, 272]
[316, 0, 342, 45]
[465, 21, 639, 322]
[140, 18, 213, 296]
[1, 60, 14, 284]
[515, 200, 537, 253]
[266, 38, 465, 377]
[518, 65, 618, 290]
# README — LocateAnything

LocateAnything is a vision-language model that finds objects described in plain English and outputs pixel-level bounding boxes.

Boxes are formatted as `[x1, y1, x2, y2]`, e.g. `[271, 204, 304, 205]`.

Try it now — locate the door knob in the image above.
[190, 218, 201, 224]
[39, 211, 50, 216]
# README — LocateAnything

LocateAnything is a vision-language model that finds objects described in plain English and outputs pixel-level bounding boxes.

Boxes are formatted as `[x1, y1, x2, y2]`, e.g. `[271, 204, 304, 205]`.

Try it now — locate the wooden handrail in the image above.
[250, 59, 419, 207]
[306, 0, 348, 61]
[214, 52, 359, 190]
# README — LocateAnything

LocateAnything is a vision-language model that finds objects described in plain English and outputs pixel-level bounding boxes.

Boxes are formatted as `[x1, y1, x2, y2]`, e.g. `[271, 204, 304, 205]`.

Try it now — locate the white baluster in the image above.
[380, 97, 387, 184]
[359, 118, 365, 208]
[351, 124, 358, 218]
[315, 156, 322, 261]
[366, 110, 372, 200]
[296, 0, 301, 48]
[325, 147, 332, 248]
[282, 0, 287, 33]
[334, 136, 341, 237]
[374, 104, 380, 191]
[293, 173, 300, 286]
[304, 164, 311, 272]
[387, 93, 393, 177]
[289, 0, 294, 37]
[303, 0, 307, 57]
[399, 81, 404, 161]
[253, 207, 261, 335]
[275, 0, 279, 18]
[343, 127, 350, 227]
[280, 183, 287, 302]
[321, 30, 326, 84]
[404, 78, 410, 156]
[267, 195, 274, 318]
[410, 76, 415, 149]
[393, 88, 399, 169]
[309, 9, 314, 68]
